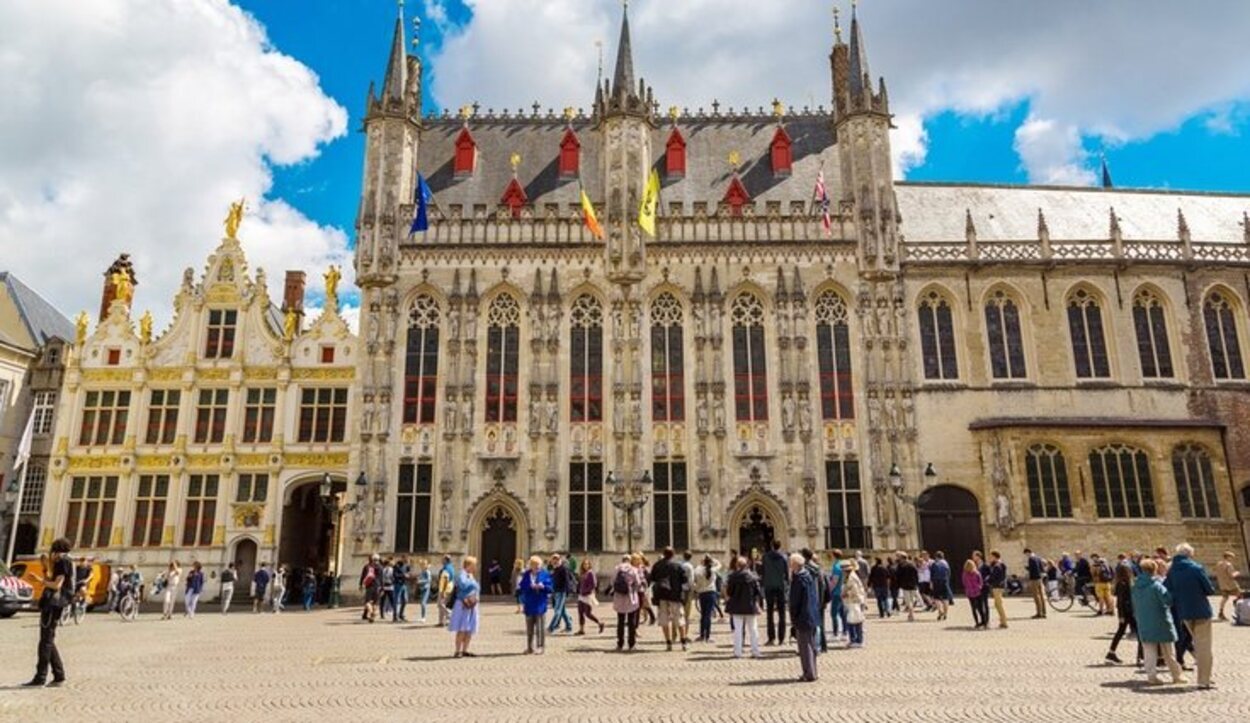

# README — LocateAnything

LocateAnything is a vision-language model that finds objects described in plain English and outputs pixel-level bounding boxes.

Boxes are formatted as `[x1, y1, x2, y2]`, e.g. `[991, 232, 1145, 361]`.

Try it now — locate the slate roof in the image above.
[0, 271, 75, 350]
[419, 113, 840, 215]
[895, 183, 1250, 244]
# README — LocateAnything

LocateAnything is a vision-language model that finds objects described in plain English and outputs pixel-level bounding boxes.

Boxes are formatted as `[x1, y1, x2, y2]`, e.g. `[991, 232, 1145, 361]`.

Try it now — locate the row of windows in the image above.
[64, 473, 271, 550]
[920, 286, 1247, 383]
[1025, 443, 1222, 521]
[402, 289, 856, 428]
[79, 387, 349, 447]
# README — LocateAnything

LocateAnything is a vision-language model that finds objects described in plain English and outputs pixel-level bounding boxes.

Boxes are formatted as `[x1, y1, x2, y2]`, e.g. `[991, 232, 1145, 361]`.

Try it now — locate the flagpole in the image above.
[5, 462, 28, 568]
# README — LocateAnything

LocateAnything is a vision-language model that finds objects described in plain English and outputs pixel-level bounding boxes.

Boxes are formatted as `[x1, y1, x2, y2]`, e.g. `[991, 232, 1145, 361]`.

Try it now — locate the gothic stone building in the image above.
[352, 7, 1250, 574]
[38, 236, 359, 584]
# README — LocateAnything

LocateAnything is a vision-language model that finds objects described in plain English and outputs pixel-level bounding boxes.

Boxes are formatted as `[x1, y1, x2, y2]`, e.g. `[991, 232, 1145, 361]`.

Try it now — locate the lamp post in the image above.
[887, 462, 938, 505]
[607, 469, 653, 555]
[320, 472, 365, 608]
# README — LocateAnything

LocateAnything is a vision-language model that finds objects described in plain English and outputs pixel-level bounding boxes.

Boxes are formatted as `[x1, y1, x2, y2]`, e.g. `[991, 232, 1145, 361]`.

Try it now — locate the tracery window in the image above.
[485, 295, 521, 423]
[731, 293, 768, 421]
[815, 290, 854, 419]
[1067, 288, 1111, 379]
[1089, 444, 1155, 519]
[568, 461, 603, 552]
[650, 293, 685, 422]
[1024, 445, 1072, 519]
[569, 295, 604, 423]
[1172, 444, 1220, 519]
[1132, 289, 1174, 379]
[403, 295, 441, 425]
[984, 290, 1027, 379]
[918, 290, 958, 380]
[395, 462, 434, 553]
[826, 460, 867, 549]
[1204, 291, 1245, 380]
[652, 461, 688, 550]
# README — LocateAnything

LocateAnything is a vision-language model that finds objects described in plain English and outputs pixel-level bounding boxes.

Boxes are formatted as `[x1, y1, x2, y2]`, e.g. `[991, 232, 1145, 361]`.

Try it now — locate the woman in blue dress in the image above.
[448, 556, 481, 658]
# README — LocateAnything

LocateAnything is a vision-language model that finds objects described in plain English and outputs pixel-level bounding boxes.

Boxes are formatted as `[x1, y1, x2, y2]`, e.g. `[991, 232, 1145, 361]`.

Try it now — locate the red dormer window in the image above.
[454, 127, 477, 177]
[500, 178, 528, 219]
[723, 176, 750, 217]
[666, 128, 686, 179]
[559, 128, 580, 178]
[770, 126, 793, 177]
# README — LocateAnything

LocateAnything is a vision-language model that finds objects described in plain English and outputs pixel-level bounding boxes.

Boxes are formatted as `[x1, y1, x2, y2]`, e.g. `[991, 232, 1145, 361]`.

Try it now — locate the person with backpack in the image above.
[379, 558, 395, 620]
[867, 557, 890, 618]
[220, 563, 237, 615]
[840, 560, 867, 648]
[22, 537, 75, 687]
[1091, 554, 1116, 616]
[801, 549, 829, 651]
[517, 556, 553, 654]
[895, 552, 921, 622]
[359, 555, 382, 622]
[184, 562, 205, 618]
[611, 554, 644, 652]
[649, 546, 689, 652]
[252, 562, 271, 614]
[725, 555, 764, 659]
[436, 555, 454, 626]
[760, 540, 789, 646]
[986, 550, 1009, 629]
[692, 555, 721, 643]
[789, 553, 821, 682]
[1024, 548, 1046, 619]
[546, 553, 574, 634]
[929, 551, 952, 621]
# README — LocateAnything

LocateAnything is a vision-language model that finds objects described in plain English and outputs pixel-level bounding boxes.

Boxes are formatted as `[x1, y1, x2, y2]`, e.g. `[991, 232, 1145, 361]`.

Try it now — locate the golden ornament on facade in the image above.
[285, 452, 350, 467]
[147, 368, 183, 382]
[139, 310, 154, 344]
[232, 504, 265, 528]
[283, 308, 299, 341]
[81, 369, 133, 384]
[67, 456, 123, 472]
[291, 367, 354, 381]
[75, 311, 89, 345]
[244, 366, 279, 381]
[224, 199, 245, 239]
[324, 265, 342, 309]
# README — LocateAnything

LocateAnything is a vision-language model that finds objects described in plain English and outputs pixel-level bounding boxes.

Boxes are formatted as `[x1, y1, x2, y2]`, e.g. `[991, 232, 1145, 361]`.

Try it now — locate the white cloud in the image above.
[1013, 118, 1096, 186]
[428, 0, 1250, 185]
[0, 0, 348, 328]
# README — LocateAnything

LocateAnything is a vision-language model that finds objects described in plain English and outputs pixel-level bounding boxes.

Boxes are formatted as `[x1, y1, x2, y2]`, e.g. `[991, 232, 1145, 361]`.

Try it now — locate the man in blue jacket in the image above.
[788, 553, 820, 682]
[1165, 543, 1216, 689]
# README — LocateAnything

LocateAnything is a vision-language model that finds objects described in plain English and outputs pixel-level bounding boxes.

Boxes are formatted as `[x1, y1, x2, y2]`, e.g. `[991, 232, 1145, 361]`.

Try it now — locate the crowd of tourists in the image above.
[17, 534, 1245, 690]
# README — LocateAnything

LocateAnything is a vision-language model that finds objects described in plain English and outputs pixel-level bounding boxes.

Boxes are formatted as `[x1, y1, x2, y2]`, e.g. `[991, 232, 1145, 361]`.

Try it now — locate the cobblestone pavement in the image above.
[1, 596, 1245, 722]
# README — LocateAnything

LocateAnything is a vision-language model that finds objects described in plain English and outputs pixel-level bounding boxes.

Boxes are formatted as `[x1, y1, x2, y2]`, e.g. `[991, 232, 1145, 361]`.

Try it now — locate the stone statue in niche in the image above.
[628, 397, 642, 435]
[546, 398, 559, 433]
[440, 493, 452, 532]
[693, 303, 706, 338]
[545, 483, 558, 531]
[361, 404, 375, 435]
[781, 394, 797, 431]
[464, 308, 477, 340]
[798, 399, 813, 435]
[613, 398, 625, 432]
[713, 400, 725, 433]
[448, 305, 461, 340]
[995, 492, 1015, 532]
[444, 398, 458, 434]
[698, 482, 713, 534]
[696, 396, 709, 434]
[368, 317, 380, 345]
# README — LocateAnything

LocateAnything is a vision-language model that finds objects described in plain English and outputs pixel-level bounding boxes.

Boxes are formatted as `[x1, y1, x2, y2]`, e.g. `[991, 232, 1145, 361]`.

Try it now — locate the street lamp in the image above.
[319, 472, 364, 608]
[887, 463, 903, 493]
[607, 469, 653, 555]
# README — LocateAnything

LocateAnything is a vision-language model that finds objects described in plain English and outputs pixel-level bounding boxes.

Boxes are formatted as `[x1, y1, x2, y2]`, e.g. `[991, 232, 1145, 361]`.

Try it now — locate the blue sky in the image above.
[239, 0, 1250, 248]
[3, 1, 1247, 327]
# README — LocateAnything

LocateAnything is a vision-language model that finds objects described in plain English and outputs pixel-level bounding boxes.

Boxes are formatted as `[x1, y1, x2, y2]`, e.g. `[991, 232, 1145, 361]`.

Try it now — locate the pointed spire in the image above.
[449, 269, 462, 301]
[530, 269, 544, 305]
[1244, 211, 1250, 244]
[1037, 208, 1050, 238]
[848, 1, 870, 101]
[612, 1, 636, 98]
[709, 267, 721, 299]
[775, 267, 788, 301]
[381, 3, 408, 103]
[1100, 155, 1114, 189]
[1177, 208, 1191, 242]
[1109, 206, 1122, 238]
[791, 267, 805, 302]
[546, 268, 560, 304]
[466, 269, 478, 301]
[964, 209, 977, 243]
[692, 266, 705, 303]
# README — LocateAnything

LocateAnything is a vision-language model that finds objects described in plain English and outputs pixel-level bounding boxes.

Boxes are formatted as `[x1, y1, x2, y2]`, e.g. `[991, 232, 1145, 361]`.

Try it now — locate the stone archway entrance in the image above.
[478, 507, 517, 594]
[278, 479, 338, 576]
[918, 485, 984, 590]
[736, 505, 777, 558]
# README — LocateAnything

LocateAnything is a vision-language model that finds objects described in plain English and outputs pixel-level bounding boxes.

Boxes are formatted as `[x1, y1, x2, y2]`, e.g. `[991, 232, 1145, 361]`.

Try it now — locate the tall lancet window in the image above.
[984, 289, 1027, 379]
[485, 295, 521, 423]
[918, 290, 959, 380]
[569, 295, 604, 423]
[650, 293, 685, 422]
[403, 295, 440, 425]
[1131, 288, 1173, 379]
[814, 290, 854, 419]
[1204, 290, 1246, 380]
[731, 292, 769, 421]
[1067, 288, 1111, 379]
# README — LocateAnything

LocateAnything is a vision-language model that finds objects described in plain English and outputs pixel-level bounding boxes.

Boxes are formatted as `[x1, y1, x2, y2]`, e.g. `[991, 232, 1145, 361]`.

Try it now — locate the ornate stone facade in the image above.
[39, 233, 359, 582]
[346, 6, 1250, 571]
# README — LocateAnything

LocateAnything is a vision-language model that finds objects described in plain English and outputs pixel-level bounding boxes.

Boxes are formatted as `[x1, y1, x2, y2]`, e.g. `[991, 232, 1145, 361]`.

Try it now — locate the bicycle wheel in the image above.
[120, 595, 138, 621]
[1048, 591, 1074, 613]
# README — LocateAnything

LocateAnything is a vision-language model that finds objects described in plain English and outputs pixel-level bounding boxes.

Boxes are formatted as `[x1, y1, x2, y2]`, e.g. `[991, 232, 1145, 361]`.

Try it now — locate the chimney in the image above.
[99, 253, 137, 321]
[283, 270, 306, 322]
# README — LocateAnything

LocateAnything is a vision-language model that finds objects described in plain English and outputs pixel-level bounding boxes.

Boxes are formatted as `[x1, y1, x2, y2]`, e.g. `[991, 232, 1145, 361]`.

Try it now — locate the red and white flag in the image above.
[813, 171, 832, 236]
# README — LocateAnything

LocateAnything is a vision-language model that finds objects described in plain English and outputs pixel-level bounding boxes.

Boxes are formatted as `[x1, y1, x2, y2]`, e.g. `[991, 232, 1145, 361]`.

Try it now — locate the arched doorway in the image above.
[918, 485, 985, 590]
[232, 538, 258, 591]
[737, 506, 776, 558]
[479, 507, 517, 594]
[278, 480, 338, 575]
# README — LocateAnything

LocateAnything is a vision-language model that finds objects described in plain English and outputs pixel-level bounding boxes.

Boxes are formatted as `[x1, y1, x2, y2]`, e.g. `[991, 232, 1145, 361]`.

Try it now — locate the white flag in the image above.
[13, 409, 34, 473]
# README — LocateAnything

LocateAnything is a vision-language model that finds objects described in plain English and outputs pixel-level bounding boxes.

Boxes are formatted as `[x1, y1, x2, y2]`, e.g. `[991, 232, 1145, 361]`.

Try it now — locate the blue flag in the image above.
[410, 174, 432, 233]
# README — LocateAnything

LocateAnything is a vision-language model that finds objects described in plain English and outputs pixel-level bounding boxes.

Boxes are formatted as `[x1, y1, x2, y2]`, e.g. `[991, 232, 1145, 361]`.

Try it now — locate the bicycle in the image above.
[61, 591, 87, 626]
[1047, 573, 1100, 613]
[116, 586, 140, 622]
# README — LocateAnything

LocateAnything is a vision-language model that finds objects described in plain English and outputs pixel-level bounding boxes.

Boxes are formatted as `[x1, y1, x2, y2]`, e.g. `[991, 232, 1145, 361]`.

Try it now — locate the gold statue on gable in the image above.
[139, 311, 154, 344]
[224, 199, 245, 239]
[283, 308, 298, 341]
[110, 271, 133, 304]
[75, 311, 89, 345]
[324, 265, 342, 308]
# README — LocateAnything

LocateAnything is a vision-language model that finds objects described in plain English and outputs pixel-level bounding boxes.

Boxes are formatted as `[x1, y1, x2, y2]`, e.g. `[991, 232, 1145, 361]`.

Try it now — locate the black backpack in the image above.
[613, 568, 631, 595]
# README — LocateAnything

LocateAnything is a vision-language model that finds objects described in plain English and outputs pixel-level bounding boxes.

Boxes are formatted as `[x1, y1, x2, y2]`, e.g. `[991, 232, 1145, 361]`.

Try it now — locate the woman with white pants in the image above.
[159, 561, 181, 620]
[724, 557, 763, 659]
[220, 563, 237, 614]
[271, 564, 287, 613]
